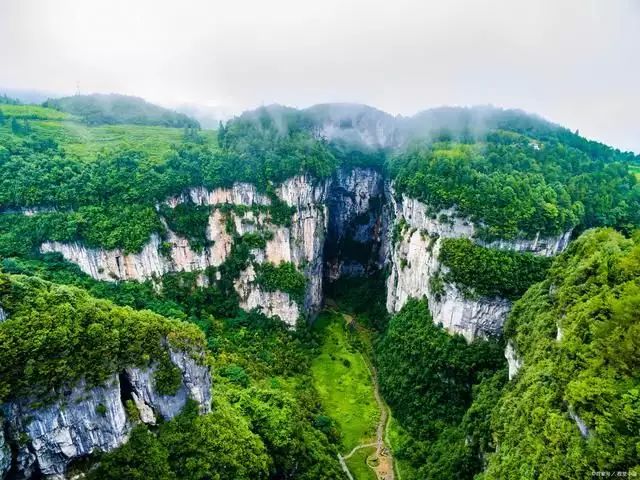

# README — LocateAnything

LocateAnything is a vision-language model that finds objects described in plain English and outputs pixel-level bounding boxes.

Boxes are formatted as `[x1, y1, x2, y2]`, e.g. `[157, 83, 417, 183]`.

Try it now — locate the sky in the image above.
[1, 0, 639, 152]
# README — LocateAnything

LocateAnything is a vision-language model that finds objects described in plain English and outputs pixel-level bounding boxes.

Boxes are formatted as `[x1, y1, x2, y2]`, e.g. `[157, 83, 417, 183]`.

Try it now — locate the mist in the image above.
[0, 0, 639, 152]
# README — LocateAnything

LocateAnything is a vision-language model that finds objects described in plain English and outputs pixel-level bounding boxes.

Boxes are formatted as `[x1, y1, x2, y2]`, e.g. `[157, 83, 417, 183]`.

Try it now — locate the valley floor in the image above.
[311, 310, 397, 480]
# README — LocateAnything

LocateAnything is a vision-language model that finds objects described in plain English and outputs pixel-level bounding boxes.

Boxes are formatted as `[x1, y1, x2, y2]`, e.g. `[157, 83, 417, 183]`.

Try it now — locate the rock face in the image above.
[0, 428, 11, 479]
[40, 178, 330, 323]
[5, 376, 129, 479]
[37, 173, 571, 333]
[324, 168, 387, 279]
[234, 264, 300, 326]
[125, 348, 212, 425]
[1, 347, 212, 479]
[386, 191, 570, 340]
[505, 340, 523, 380]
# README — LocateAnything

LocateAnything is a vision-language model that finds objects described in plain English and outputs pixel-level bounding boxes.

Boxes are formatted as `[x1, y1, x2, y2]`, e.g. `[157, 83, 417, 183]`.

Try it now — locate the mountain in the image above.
[0, 98, 638, 479]
[43, 93, 200, 128]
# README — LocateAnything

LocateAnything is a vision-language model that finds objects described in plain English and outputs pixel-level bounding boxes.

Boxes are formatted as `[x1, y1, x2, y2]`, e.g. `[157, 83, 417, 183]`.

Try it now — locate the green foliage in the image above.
[439, 238, 552, 299]
[484, 228, 640, 479]
[159, 201, 211, 252]
[219, 364, 250, 387]
[324, 272, 388, 331]
[43, 94, 199, 128]
[229, 385, 344, 479]
[88, 426, 173, 480]
[254, 261, 306, 304]
[1, 254, 187, 319]
[0, 272, 206, 403]
[311, 312, 379, 450]
[376, 299, 506, 479]
[217, 106, 338, 187]
[392, 132, 640, 240]
[0, 94, 20, 105]
[154, 355, 183, 396]
[89, 400, 270, 480]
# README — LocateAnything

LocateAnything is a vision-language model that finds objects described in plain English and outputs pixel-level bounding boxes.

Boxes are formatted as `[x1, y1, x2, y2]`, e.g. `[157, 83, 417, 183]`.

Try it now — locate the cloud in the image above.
[0, 0, 638, 152]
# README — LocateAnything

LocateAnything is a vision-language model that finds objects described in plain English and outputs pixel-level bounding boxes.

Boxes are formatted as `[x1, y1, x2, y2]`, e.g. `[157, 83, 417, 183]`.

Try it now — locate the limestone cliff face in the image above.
[5, 376, 129, 480]
[324, 168, 387, 279]
[1, 346, 211, 479]
[35, 172, 569, 334]
[0, 429, 10, 479]
[40, 177, 329, 324]
[386, 191, 570, 340]
[505, 340, 523, 380]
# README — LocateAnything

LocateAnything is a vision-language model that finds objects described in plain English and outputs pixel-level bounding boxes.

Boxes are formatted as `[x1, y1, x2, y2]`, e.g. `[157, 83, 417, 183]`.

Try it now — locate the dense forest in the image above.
[482, 229, 640, 479]
[376, 228, 640, 479]
[0, 96, 639, 479]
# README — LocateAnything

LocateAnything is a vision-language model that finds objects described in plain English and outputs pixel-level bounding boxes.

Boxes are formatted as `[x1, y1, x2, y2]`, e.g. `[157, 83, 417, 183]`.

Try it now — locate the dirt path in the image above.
[337, 313, 395, 480]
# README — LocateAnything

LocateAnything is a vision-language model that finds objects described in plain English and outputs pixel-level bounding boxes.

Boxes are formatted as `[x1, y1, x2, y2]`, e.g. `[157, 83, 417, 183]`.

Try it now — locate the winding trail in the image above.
[336, 313, 396, 480]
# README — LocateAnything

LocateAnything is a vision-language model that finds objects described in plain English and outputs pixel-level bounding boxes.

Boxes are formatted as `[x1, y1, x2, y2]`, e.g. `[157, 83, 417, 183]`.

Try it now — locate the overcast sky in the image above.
[1, 0, 639, 152]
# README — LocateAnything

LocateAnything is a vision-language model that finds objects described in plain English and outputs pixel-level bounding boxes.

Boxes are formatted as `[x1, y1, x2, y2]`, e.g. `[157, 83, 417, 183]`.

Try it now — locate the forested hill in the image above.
[43, 93, 200, 128]
[0, 100, 638, 257]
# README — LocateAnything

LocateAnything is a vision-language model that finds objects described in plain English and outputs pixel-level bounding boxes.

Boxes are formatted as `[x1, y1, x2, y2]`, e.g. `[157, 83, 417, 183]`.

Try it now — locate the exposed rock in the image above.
[432, 284, 511, 342]
[39, 176, 330, 324]
[37, 174, 571, 332]
[277, 175, 329, 317]
[5, 375, 129, 479]
[0, 426, 11, 479]
[234, 264, 300, 326]
[169, 349, 212, 413]
[386, 191, 571, 339]
[480, 229, 573, 256]
[125, 346, 211, 424]
[505, 340, 523, 380]
[325, 168, 387, 279]
[165, 183, 270, 208]
[568, 406, 589, 438]
[2, 345, 212, 479]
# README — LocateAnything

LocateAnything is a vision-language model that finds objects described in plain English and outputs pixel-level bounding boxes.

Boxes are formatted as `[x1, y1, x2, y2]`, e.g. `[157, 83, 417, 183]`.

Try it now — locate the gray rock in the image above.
[5, 375, 129, 478]
[386, 191, 572, 339]
[126, 348, 212, 423]
[325, 168, 387, 280]
[0, 426, 11, 478]
[505, 340, 523, 380]
[3, 344, 212, 479]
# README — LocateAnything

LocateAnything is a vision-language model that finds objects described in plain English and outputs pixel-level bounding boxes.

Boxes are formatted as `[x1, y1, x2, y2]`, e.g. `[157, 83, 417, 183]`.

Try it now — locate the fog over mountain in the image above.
[0, 0, 638, 152]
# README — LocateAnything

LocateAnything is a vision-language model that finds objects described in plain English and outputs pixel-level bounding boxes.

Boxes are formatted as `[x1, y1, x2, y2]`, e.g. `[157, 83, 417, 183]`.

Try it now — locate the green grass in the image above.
[0, 104, 73, 120]
[345, 446, 377, 480]
[0, 103, 217, 162]
[630, 164, 640, 180]
[311, 311, 379, 451]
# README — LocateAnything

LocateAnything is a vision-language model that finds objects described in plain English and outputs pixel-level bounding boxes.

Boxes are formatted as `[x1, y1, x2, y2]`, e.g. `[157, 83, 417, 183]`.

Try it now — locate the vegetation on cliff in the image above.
[376, 299, 506, 479]
[0, 272, 207, 403]
[391, 132, 639, 240]
[481, 228, 640, 479]
[439, 238, 552, 299]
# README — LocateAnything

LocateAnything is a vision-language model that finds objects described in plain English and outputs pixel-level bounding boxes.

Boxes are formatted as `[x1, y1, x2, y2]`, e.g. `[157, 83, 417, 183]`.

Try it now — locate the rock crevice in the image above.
[1, 346, 211, 479]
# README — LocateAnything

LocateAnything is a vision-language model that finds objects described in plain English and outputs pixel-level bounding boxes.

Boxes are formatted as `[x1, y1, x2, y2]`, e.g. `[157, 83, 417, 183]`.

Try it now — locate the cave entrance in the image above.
[322, 169, 389, 284]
